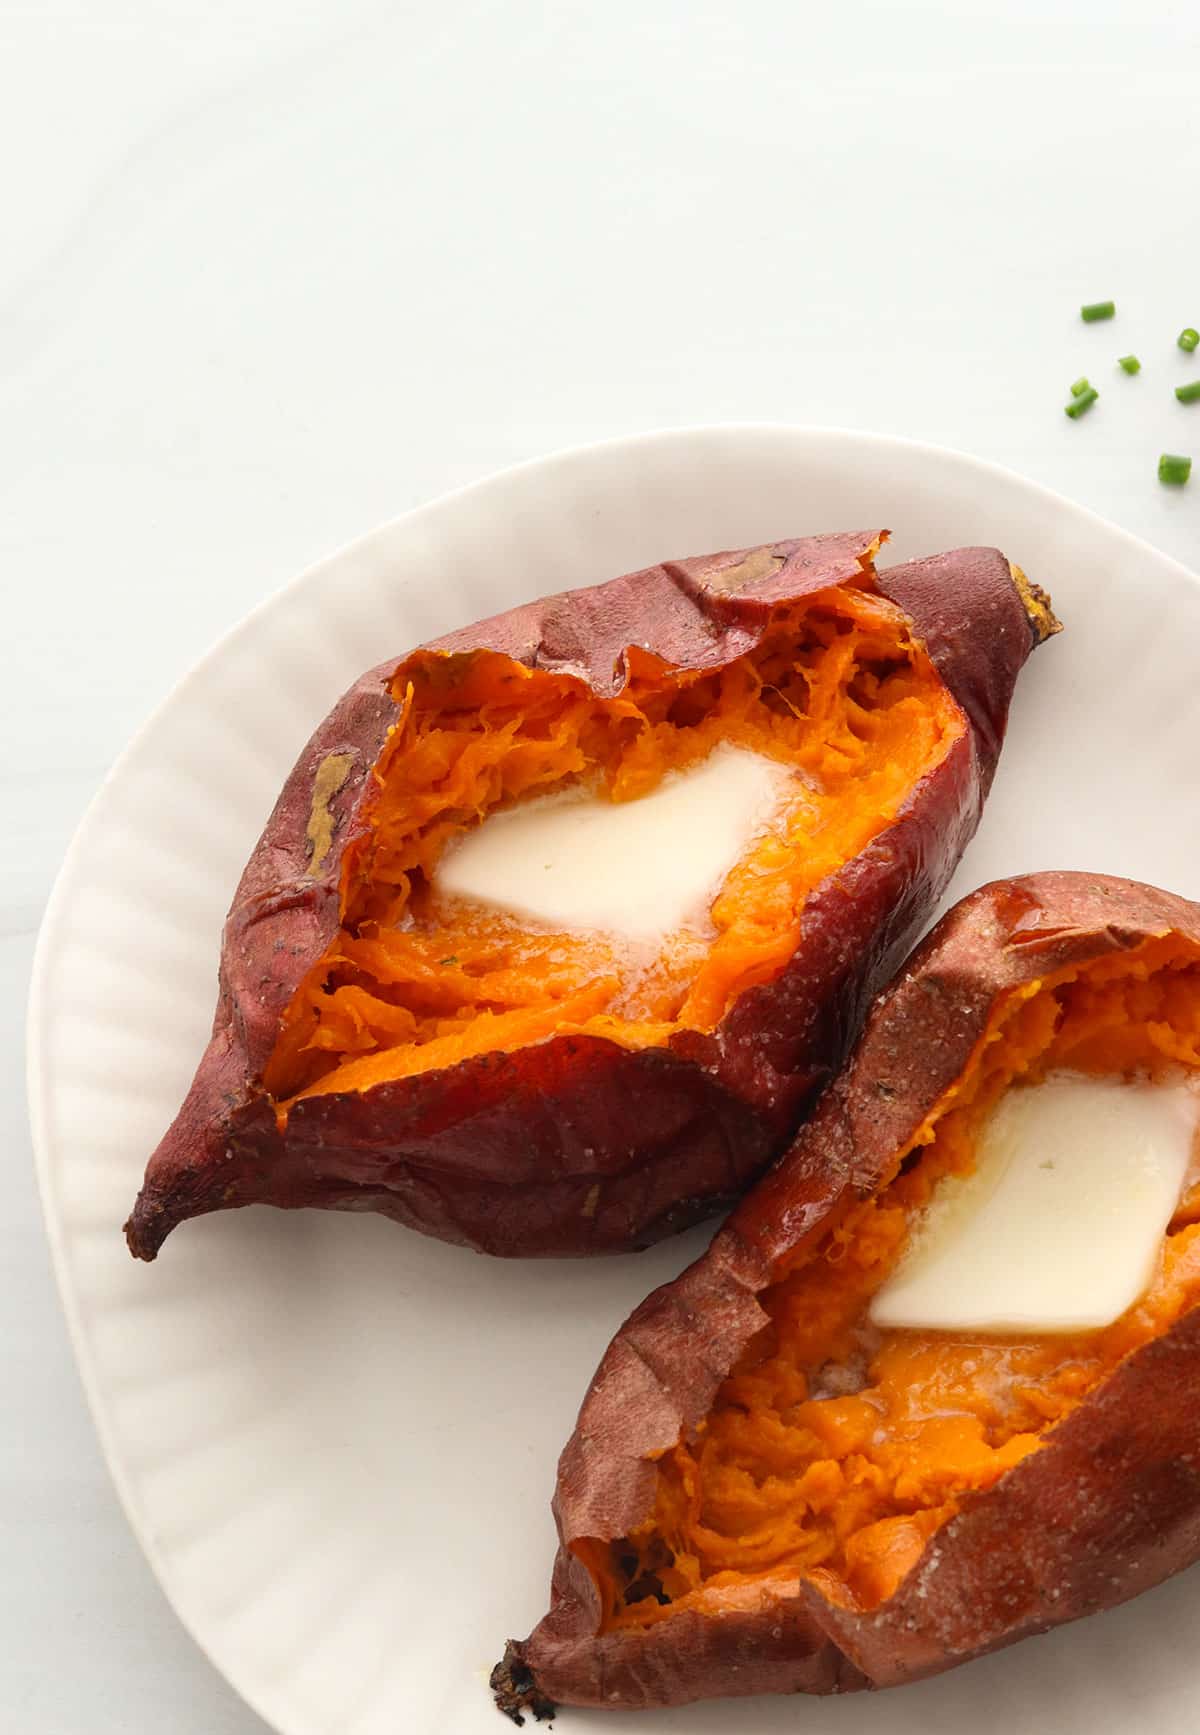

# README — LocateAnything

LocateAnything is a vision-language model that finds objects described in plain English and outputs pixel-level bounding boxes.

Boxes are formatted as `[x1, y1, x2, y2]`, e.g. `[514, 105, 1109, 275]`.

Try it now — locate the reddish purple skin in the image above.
[497, 874, 1200, 1715]
[125, 536, 1050, 1261]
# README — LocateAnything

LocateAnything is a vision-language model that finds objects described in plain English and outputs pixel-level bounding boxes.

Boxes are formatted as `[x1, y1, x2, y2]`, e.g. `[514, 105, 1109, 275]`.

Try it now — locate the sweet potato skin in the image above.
[497, 874, 1200, 1714]
[125, 536, 1053, 1262]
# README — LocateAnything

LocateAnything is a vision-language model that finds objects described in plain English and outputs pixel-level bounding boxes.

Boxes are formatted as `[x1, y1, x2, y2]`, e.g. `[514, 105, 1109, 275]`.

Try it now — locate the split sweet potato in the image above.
[494, 872, 1200, 1716]
[126, 533, 1056, 1261]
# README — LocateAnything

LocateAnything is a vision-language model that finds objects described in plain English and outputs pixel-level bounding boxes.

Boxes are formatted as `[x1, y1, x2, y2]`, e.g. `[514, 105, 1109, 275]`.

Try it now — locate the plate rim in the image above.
[26, 420, 1200, 1735]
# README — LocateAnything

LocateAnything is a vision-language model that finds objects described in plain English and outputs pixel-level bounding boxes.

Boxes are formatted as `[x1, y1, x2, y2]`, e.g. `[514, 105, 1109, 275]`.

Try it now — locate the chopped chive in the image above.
[1070, 376, 1091, 396]
[1178, 328, 1199, 353]
[1158, 453, 1192, 486]
[1118, 355, 1141, 374]
[1065, 387, 1099, 418]
[1176, 381, 1200, 404]
[1081, 300, 1116, 323]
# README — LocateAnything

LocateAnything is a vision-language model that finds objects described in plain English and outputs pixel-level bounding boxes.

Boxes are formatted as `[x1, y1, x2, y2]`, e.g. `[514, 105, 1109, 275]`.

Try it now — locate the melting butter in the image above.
[869, 1073, 1199, 1335]
[435, 744, 793, 942]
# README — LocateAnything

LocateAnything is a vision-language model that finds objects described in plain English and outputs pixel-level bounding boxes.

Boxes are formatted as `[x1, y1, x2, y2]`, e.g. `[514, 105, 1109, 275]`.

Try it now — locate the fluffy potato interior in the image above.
[263, 587, 960, 1106]
[588, 937, 1200, 1625]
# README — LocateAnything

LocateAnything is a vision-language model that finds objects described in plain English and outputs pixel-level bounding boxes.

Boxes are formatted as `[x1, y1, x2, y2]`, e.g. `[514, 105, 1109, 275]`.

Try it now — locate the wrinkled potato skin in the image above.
[498, 874, 1200, 1714]
[126, 537, 1051, 1261]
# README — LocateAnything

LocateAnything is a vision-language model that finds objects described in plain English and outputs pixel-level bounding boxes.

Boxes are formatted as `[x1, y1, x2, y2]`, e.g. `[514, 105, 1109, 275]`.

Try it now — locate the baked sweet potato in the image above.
[126, 533, 1056, 1262]
[494, 872, 1200, 1716]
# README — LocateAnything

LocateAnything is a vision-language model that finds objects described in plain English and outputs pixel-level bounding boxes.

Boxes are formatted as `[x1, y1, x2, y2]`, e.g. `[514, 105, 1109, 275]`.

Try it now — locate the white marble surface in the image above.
[6, 2, 1200, 1729]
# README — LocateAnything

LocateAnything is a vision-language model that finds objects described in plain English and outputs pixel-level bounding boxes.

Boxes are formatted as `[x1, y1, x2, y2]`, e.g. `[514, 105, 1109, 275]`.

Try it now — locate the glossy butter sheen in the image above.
[435, 744, 793, 941]
[870, 1074, 1198, 1334]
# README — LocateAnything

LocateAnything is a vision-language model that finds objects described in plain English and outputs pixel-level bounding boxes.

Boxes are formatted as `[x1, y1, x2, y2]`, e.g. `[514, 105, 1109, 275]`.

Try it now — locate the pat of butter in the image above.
[869, 1074, 1198, 1335]
[435, 744, 792, 942]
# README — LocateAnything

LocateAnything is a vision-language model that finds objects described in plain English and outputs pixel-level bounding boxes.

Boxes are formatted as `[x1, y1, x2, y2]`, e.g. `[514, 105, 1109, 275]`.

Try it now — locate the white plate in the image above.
[28, 426, 1200, 1735]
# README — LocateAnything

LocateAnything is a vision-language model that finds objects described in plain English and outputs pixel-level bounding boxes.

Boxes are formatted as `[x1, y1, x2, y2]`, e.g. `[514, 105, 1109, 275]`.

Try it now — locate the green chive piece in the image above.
[1118, 355, 1141, 374]
[1178, 328, 1199, 353]
[1070, 376, 1090, 396]
[1176, 381, 1200, 404]
[1158, 453, 1192, 486]
[1065, 387, 1099, 418]
[1081, 300, 1116, 322]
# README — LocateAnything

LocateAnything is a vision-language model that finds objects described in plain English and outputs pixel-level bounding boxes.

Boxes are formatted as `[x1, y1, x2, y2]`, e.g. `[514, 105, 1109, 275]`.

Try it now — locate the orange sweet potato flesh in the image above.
[125, 534, 1055, 1262]
[495, 873, 1200, 1716]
